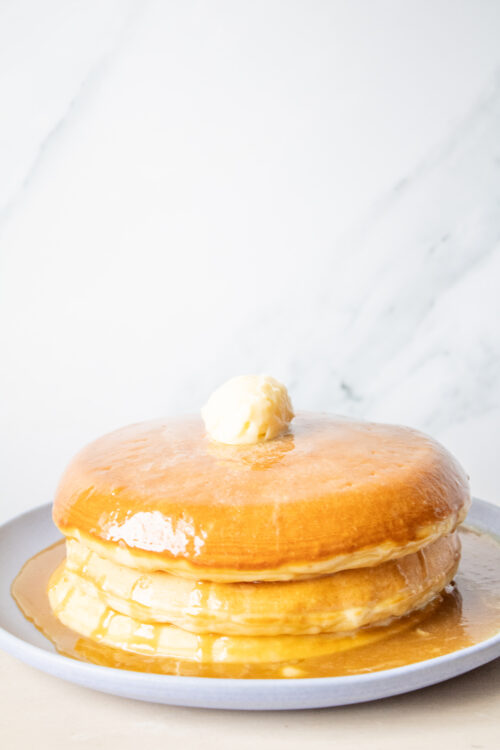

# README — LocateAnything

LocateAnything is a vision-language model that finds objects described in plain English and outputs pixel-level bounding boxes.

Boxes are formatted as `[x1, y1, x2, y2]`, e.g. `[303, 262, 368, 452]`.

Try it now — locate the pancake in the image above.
[47, 383, 471, 671]
[52, 413, 470, 582]
[47, 562, 442, 664]
[62, 534, 460, 636]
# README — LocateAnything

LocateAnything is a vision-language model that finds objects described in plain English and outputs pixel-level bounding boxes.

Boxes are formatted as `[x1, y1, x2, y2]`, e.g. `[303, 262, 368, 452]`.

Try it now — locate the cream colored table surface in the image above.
[0, 650, 498, 749]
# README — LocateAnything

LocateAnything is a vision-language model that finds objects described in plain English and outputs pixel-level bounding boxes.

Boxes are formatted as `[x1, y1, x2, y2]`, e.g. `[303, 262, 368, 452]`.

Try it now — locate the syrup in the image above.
[11, 527, 500, 679]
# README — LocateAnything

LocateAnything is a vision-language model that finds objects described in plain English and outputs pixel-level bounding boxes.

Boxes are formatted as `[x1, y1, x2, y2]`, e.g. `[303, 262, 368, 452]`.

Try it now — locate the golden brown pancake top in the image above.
[52, 413, 470, 578]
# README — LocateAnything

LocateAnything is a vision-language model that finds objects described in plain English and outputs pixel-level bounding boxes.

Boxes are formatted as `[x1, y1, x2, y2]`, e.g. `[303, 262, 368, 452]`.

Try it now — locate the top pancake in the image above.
[52, 413, 470, 581]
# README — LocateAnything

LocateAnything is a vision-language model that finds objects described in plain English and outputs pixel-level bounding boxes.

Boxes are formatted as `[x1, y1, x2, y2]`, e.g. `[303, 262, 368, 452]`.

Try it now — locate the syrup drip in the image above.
[11, 527, 500, 679]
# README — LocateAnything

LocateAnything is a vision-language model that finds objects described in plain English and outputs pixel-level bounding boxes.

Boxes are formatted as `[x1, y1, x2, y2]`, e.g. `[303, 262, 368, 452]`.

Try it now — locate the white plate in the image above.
[0, 499, 499, 710]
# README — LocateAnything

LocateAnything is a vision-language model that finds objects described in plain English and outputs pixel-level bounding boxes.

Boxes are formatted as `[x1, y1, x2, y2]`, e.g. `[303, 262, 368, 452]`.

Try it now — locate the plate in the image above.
[0, 499, 499, 710]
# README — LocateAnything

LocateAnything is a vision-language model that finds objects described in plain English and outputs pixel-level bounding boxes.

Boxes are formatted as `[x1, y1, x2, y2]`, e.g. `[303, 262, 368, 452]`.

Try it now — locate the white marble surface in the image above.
[1, 0, 500, 518]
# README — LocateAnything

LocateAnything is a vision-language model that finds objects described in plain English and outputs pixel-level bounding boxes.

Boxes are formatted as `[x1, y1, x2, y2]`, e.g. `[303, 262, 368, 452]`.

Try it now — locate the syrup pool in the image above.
[11, 527, 500, 679]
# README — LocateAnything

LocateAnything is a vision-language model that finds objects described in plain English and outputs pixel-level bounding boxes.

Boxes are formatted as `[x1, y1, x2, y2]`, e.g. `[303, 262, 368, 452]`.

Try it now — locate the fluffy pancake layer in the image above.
[49, 562, 430, 663]
[61, 534, 460, 636]
[53, 414, 470, 581]
[48, 543, 455, 664]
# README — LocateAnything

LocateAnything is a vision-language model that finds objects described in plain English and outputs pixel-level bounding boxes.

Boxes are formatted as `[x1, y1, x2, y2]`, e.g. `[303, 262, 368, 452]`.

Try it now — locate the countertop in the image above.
[1, 649, 499, 749]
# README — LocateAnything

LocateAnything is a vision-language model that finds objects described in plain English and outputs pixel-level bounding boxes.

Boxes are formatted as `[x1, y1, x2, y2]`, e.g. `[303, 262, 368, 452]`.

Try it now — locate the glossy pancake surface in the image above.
[53, 413, 470, 581]
[61, 534, 459, 635]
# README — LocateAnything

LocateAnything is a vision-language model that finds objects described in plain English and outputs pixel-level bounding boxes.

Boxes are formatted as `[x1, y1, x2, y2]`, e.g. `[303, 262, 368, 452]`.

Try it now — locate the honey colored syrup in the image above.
[11, 528, 500, 679]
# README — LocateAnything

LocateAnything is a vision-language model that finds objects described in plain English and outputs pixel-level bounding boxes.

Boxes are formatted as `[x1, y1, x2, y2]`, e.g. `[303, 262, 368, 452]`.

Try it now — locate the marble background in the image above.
[1, 0, 500, 521]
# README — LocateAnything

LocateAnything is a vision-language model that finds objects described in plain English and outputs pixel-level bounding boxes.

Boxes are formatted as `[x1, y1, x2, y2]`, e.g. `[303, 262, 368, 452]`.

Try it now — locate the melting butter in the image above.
[202, 375, 294, 445]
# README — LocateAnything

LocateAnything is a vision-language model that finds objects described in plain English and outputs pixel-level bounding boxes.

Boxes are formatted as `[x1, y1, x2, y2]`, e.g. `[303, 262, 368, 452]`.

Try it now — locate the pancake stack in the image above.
[50, 398, 470, 669]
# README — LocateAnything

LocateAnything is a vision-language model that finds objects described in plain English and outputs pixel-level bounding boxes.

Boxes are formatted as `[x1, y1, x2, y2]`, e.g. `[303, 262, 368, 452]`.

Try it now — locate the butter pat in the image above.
[202, 375, 294, 445]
